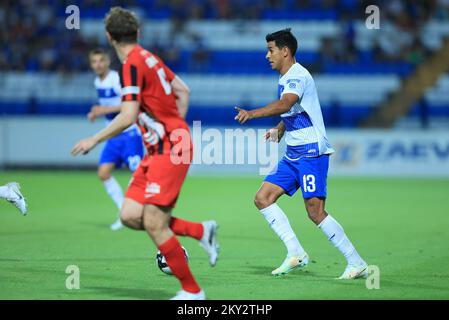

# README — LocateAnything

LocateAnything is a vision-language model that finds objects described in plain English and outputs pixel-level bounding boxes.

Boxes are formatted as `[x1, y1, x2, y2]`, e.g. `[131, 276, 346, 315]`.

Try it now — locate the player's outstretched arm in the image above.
[71, 101, 139, 156]
[87, 105, 122, 122]
[171, 75, 190, 119]
[234, 93, 298, 124]
[92, 101, 139, 141]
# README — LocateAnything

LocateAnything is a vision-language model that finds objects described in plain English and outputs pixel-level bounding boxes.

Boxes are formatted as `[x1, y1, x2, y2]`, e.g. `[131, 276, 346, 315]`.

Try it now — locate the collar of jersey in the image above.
[279, 62, 299, 80]
[124, 44, 142, 63]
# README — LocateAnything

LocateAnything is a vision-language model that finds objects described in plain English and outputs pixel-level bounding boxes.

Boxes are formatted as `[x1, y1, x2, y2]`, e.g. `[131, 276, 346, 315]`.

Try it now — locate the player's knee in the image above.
[120, 209, 132, 224]
[97, 167, 111, 181]
[254, 192, 275, 210]
[120, 208, 141, 229]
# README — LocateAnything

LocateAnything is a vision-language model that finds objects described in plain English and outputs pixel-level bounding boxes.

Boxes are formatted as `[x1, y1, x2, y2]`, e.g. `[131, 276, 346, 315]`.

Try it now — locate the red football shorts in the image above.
[125, 153, 190, 208]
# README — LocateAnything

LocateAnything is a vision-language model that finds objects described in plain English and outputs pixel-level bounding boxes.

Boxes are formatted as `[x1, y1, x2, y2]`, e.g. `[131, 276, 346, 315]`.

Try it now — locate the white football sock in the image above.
[318, 214, 364, 265]
[260, 203, 305, 258]
[103, 177, 124, 211]
[0, 186, 11, 199]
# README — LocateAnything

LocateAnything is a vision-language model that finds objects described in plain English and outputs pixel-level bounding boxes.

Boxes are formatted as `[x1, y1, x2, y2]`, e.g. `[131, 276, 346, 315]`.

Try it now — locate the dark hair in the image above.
[89, 48, 109, 57]
[104, 7, 139, 43]
[266, 28, 298, 56]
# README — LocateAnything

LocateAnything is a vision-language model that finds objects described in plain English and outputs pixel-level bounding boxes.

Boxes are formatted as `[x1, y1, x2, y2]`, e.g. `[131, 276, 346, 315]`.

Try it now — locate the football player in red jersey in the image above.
[71, 7, 218, 300]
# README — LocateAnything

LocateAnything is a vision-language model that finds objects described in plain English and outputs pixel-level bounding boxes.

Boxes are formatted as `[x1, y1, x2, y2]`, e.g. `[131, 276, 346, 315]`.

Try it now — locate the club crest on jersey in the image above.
[286, 79, 301, 89]
[145, 182, 161, 198]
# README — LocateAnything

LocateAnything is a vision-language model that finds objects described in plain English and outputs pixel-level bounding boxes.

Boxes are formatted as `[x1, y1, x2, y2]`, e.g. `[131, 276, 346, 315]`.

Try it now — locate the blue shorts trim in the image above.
[264, 154, 329, 199]
[99, 130, 144, 172]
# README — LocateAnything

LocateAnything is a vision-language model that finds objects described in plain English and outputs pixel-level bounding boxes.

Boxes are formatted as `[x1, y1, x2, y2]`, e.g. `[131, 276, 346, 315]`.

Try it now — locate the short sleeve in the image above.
[164, 64, 176, 83]
[119, 62, 142, 102]
[281, 78, 305, 99]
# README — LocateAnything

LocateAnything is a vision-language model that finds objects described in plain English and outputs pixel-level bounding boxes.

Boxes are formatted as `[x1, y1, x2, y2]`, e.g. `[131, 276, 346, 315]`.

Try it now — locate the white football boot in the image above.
[5, 182, 27, 215]
[110, 217, 124, 231]
[199, 220, 219, 266]
[271, 252, 309, 276]
[170, 289, 206, 300]
[337, 261, 368, 280]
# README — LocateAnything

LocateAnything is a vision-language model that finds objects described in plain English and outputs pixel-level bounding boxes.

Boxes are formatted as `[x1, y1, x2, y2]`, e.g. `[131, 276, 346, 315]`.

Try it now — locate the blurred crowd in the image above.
[0, 0, 97, 72]
[319, 0, 449, 67]
[1, 0, 449, 73]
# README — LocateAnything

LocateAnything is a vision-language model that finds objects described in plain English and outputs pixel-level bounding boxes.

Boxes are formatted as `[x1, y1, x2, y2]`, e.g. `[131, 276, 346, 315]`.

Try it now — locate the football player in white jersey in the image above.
[88, 49, 144, 231]
[235, 29, 367, 279]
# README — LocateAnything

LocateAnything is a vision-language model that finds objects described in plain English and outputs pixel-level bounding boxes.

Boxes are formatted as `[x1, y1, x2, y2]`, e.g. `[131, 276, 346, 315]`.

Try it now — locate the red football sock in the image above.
[170, 217, 204, 240]
[158, 236, 201, 294]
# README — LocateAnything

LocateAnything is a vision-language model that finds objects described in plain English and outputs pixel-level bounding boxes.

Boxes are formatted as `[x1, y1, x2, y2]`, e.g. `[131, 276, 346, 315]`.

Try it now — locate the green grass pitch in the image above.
[1, 170, 448, 300]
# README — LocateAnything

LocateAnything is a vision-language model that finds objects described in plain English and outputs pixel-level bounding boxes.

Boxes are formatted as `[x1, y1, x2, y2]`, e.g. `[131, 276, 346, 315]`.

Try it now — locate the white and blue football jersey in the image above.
[94, 70, 143, 169]
[278, 63, 334, 160]
[94, 70, 137, 132]
[94, 70, 122, 120]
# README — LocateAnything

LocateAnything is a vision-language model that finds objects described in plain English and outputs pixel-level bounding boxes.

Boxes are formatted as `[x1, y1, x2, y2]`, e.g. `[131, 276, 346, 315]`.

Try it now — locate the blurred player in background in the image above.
[88, 49, 144, 231]
[0, 182, 27, 215]
[235, 29, 367, 279]
[72, 7, 218, 300]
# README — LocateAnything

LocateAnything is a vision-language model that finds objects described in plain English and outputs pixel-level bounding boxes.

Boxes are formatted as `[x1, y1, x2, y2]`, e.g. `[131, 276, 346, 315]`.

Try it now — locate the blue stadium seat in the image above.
[261, 9, 338, 20]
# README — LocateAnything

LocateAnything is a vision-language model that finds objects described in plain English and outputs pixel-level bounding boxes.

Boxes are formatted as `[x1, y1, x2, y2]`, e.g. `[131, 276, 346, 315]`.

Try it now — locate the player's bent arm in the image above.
[92, 101, 139, 144]
[88, 106, 122, 122]
[171, 75, 190, 118]
[249, 93, 298, 119]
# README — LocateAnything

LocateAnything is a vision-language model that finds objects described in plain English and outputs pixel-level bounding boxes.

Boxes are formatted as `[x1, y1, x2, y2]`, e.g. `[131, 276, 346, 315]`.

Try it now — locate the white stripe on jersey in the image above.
[284, 126, 319, 146]
[122, 86, 140, 95]
[94, 70, 122, 107]
[94, 70, 138, 133]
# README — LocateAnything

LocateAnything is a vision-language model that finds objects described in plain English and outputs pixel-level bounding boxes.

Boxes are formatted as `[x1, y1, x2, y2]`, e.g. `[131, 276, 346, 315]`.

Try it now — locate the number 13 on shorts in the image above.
[298, 155, 329, 199]
[302, 174, 316, 193]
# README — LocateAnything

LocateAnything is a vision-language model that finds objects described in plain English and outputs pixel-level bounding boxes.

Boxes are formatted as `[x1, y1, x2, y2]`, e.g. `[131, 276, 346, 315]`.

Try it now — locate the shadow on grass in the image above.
[380, 279, 449, 292]
[85, 286, 171, 300]
[245, 265, 323, 278]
